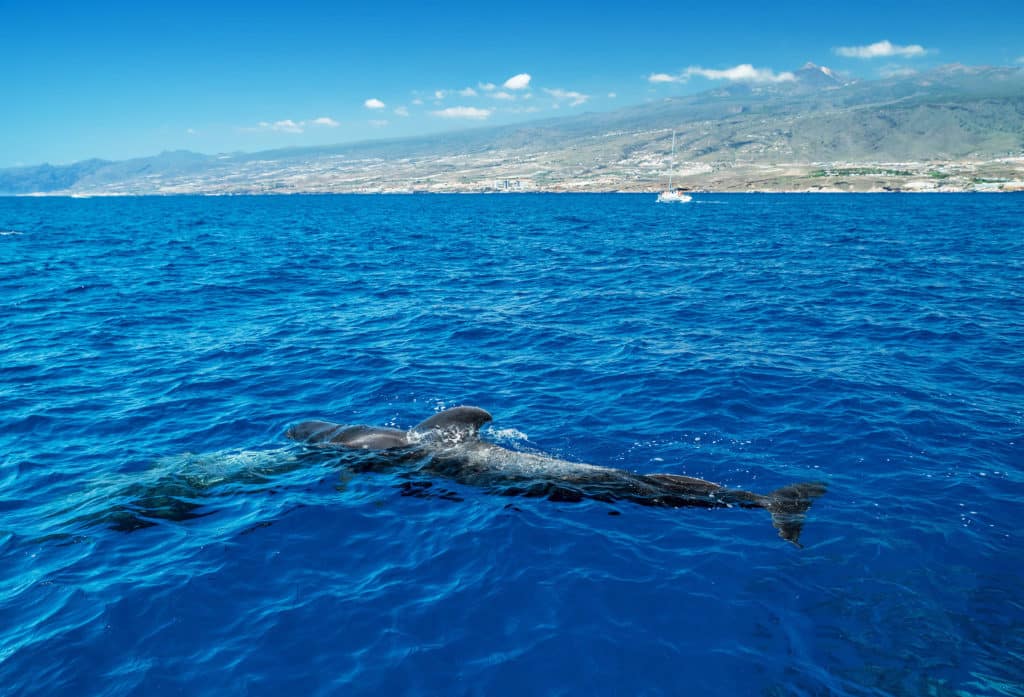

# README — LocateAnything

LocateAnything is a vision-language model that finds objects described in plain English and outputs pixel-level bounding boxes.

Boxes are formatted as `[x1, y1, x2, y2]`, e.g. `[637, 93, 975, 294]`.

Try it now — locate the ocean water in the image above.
[0, 193, 1021, 696]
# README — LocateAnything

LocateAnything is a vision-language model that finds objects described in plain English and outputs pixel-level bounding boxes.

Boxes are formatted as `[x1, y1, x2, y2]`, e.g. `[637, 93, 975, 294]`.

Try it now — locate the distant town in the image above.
[28, 152, 1023, 196]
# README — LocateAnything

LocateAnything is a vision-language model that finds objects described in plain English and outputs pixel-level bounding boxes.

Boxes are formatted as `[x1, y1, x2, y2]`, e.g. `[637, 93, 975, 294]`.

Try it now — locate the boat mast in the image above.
[668, 130, 676, 189]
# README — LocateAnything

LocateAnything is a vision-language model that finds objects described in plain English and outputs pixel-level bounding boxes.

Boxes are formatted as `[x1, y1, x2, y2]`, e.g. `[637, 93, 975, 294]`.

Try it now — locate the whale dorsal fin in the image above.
[410, 406, 492, 441]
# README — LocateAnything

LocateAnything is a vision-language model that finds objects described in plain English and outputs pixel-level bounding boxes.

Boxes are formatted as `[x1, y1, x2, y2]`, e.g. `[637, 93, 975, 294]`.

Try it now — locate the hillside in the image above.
[3, 64, 1023, 195]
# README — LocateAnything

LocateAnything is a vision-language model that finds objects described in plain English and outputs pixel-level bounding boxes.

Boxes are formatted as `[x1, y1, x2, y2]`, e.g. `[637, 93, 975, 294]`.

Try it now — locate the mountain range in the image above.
[2, 63, 1023, 195]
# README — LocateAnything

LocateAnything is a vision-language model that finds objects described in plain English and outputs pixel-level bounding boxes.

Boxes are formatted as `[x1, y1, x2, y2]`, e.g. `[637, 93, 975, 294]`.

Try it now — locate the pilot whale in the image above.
[288, 406, 826, 547]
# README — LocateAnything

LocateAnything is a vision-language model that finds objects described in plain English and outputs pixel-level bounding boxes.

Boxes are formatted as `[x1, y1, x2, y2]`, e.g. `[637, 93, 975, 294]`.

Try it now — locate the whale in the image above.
[287, 406, 827, 547]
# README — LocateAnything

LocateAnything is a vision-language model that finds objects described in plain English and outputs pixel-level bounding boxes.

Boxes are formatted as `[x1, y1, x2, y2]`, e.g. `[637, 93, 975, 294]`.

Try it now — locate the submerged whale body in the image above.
[288, 406, 827, 547]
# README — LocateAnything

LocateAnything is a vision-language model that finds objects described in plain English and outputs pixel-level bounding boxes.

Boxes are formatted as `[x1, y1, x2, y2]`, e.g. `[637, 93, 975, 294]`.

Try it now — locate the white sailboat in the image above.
[657, 130, 692, 203]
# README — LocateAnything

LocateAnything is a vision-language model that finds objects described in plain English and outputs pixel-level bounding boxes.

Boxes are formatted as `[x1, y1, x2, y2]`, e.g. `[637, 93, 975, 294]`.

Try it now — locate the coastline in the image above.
[8, 187, 1024, 197]
[6, 157, 1022, 197]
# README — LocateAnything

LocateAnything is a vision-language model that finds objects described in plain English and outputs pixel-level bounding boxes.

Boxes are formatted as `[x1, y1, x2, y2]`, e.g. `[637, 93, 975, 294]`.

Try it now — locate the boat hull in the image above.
[657, 191, 692, 203]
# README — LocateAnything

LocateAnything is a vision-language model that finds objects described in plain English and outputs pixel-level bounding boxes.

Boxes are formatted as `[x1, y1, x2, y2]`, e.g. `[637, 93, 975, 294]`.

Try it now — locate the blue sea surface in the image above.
[1, 193, 1022, 696]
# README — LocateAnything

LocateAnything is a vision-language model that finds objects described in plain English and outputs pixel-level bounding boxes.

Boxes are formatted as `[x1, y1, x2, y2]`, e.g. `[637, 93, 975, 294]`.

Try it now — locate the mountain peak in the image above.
[795, 62, 843, 87]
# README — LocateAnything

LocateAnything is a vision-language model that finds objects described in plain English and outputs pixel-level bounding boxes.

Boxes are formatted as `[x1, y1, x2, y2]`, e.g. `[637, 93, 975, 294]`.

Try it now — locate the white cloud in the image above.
[268, 119, 304, 133]
[369, 119, 389, 128]
[543, 87, 590, 106]
[242, 116, 341, 134]
[607, 92, 617, 98]
[648, 64, 795, 84]
[364, 98, 386, 109]
[689, 64, 795, 83]
[834, 40, 927, 59]
[458, 87, 478, 97]
[432, 106, 493, 120]
[245, 120, 297, 134]
[478, 82, 496, 91]
[411, 98, 424, 105]
[503, 73, 531, 90]
[394, 106, 409, 117]
[434, 90, 447, 100]
[186, 128, 197, 135]
[490, 91, 516, 101]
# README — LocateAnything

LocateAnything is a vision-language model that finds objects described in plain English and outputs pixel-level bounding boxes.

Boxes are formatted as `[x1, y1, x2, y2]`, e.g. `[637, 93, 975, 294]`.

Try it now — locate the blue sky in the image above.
[2, 0, 1022, 167]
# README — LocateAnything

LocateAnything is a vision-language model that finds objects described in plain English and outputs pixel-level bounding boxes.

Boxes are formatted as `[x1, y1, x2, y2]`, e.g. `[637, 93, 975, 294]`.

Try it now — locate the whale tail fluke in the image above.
[765, 482, 827, 548]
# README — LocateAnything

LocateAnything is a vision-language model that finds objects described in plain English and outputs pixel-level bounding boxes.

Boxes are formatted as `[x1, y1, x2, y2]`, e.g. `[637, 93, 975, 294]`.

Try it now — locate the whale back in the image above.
[331, 425, 411, 449]
[287, 421, 411, 449]
[410, 406, 492, 443]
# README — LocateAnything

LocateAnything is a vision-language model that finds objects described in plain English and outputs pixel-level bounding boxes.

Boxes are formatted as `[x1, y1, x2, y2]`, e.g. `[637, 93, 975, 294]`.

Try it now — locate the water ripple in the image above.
[1, 193, 1021, 696]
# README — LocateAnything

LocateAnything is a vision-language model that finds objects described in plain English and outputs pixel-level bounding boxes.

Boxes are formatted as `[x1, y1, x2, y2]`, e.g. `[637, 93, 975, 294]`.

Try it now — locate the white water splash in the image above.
[489, 427, 529, 441]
